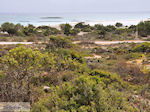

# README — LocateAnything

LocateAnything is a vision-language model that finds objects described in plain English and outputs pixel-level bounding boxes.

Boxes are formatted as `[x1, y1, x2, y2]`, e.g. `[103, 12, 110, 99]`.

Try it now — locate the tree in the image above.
[137, 21, 150, 37]
[15, 23, 24, 36]
[105, 25, 116, 32]
[94, 24, 105, 31]
[23, 24, 37, 36]
[37, 25, 50, 30]
[74, 22, 86, 29]
[128, 25, 136, 32]
[1, 22, 17, 35]
[37, 26, 60, 36]
[75, 22, 92, 32]
[115, 22, 123, 27]
[15, 23, 24, 31]
[60, 24, 72, 36]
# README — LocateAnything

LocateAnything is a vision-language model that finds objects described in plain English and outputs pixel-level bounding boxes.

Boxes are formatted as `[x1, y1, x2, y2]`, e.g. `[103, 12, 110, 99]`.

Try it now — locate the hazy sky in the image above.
[0, 0, 150, 13]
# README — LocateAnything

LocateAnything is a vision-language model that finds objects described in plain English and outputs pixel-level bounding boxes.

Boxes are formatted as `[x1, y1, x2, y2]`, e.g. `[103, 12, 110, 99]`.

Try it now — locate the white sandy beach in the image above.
[84, 19, 146, 26]
[49, 19, 148, 29]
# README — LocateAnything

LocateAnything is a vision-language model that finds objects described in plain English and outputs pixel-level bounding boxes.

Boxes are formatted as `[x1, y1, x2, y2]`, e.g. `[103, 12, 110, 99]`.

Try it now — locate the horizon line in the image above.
[0, 10, 150, 14]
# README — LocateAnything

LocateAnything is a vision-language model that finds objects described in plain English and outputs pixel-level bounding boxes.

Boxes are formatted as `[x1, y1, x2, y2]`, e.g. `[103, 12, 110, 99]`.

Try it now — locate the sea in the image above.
[0, 12, 150, 26]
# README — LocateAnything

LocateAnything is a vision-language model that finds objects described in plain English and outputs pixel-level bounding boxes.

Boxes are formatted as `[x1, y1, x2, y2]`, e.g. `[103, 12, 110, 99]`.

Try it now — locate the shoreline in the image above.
[48, 19, 147, 29]
[0, 19, 148, 28]
[49, 19, 147, 29]
[84, 19, 146, 26]
[34, 19, 146, 27]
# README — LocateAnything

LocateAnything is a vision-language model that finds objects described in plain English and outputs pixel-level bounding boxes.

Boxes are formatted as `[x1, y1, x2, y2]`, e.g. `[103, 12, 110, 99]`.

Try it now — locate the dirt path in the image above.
[0, 42, 33, 45]
[1, 40, 149, 45]
[73, 40, 150, 45]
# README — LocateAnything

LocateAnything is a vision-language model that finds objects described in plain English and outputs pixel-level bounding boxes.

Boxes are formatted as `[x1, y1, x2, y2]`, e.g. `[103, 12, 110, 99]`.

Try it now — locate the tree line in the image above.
[1, 21, 150, 37]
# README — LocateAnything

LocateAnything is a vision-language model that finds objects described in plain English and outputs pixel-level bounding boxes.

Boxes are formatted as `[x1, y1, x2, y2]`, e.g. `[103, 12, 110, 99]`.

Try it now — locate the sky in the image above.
[0, 0, 150, 13]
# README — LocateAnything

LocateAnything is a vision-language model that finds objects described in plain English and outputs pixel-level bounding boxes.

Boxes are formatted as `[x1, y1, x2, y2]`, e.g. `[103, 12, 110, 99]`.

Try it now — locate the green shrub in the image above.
[60, 24, 72, 36]
[132, 42, 150, 53]
[115, 22, 123, 27]
[88, 69, 129, 89]
[137, 21, 150, 37]
[105, 25, 116, 32]
[115, 28, 127, 34]
[1, 22, 24, 36]
[75, 22, 92, 32]
[46, 36, 73, 51]
[32, 75, 137, 112]
[23, 24, 37, 36]
[0, 46, 55, 102]
[124, 53, 143, 60]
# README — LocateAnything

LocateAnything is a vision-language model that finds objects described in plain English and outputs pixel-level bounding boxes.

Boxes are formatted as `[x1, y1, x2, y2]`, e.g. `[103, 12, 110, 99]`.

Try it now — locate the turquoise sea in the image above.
[0, 12, 150, 26]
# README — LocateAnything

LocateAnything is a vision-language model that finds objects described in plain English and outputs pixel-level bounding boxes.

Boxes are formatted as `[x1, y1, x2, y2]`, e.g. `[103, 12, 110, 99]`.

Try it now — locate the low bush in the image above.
[132, 42, 150, 53]
[32, 74, 137, 112]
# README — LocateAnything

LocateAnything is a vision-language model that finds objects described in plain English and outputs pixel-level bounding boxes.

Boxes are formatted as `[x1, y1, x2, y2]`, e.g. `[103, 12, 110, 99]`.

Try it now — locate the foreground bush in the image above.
[0, 46, 55, 102]
[32, 74, 137, 112]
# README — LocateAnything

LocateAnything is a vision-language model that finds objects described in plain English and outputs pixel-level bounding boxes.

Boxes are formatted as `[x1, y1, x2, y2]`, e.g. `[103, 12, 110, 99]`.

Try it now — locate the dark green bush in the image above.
[115, 22, 123, 27]
[132, 42, 150, 53]
[137, 21, 150, 37]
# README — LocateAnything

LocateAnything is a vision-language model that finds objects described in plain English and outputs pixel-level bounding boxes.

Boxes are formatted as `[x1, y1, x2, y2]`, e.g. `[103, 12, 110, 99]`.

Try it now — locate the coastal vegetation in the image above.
[0, 21, 150, 111]
[1, 21, 150, 42]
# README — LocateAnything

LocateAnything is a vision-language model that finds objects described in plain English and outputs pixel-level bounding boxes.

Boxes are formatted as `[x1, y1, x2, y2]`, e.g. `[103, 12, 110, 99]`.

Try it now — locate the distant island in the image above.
[40, 17, 63, 19]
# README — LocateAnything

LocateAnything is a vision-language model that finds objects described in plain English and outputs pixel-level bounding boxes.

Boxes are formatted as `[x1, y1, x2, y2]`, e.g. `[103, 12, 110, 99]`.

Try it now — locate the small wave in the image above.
[40, 17, 63, 19]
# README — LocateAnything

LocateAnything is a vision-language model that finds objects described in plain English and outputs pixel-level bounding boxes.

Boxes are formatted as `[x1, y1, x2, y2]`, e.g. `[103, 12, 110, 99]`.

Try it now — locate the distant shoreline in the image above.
[2, 19, 147, 27]
[40, 17, 63, 19]
[49, 19, 148, 29]
[0, 12, 149, 27]
[0, 18, 149, 31]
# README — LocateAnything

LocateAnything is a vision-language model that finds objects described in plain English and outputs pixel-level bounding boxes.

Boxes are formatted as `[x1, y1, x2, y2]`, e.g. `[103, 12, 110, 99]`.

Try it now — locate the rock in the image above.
[43, 86, 50, 93]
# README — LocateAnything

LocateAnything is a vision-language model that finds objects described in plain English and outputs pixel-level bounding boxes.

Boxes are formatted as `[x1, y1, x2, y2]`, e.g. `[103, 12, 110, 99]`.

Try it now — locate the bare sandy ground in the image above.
[73, 40, 150, 45]
[94, 40, 150, 45]
[85, 54, 102, 59]
[0, 40, 149, 45]
[0, 42, 33, 45]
